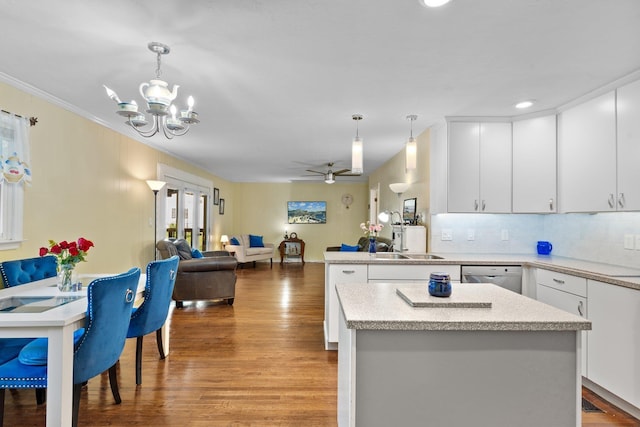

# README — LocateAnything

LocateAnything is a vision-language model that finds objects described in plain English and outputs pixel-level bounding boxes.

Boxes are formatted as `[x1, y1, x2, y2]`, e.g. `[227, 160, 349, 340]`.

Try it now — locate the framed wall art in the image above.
[287, 201, 326, 224]
[219, 198, 225, 215]
[403, 198, 417, 224]
[214, 188, 220, 205]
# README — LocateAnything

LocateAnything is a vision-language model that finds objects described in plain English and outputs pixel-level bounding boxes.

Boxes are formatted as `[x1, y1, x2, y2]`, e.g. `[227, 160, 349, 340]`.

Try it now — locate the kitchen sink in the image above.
[375, 253, 411, 259]
[407, 254, 444, 260]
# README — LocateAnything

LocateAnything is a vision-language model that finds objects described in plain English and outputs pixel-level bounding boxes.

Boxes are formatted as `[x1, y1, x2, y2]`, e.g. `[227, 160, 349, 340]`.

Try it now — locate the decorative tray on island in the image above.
[396, 285, 492, 308]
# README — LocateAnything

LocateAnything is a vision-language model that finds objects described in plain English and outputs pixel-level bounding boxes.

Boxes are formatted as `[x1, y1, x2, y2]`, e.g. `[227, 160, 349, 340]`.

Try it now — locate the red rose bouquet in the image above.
[39, 237, 94, 268]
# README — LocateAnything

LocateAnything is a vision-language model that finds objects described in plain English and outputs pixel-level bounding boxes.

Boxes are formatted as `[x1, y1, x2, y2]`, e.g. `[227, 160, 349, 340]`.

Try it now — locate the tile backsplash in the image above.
[430, 212, 640, 269]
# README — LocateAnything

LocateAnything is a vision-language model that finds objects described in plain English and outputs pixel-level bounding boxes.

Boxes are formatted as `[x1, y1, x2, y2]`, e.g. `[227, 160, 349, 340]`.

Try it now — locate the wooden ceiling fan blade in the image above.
[305, 169, 324, 175]
[333, 169, 351, 176]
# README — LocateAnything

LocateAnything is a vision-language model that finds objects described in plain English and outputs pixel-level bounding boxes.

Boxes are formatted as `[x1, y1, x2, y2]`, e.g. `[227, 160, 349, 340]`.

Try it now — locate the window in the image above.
[0, 111, 31, 250]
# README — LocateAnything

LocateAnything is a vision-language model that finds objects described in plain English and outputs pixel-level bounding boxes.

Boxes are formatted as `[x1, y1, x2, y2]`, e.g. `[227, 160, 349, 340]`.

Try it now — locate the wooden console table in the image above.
[279, 237, 305, 265]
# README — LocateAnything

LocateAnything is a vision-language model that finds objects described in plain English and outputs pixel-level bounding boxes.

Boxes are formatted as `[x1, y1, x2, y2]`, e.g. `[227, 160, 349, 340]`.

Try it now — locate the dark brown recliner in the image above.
[325, 236, 394, 252]
[156, 239, 237, 308]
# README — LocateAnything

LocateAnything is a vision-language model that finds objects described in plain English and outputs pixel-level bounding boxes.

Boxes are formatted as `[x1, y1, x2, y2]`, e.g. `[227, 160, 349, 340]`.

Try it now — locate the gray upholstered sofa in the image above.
[156, 239, 237, 307]
[325, 236, 394, 252]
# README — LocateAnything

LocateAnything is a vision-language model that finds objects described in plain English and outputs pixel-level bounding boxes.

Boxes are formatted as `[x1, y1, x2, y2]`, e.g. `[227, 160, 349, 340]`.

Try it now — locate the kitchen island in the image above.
[337, 282, 591, 427]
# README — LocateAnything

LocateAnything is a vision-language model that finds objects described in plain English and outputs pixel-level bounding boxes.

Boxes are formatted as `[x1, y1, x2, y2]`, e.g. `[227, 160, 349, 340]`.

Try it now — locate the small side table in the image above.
[279, 238, 305, 265]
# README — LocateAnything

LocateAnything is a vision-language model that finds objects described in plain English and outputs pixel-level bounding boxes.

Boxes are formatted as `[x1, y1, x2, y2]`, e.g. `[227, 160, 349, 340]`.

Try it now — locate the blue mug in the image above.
[537, 241, 552, 255]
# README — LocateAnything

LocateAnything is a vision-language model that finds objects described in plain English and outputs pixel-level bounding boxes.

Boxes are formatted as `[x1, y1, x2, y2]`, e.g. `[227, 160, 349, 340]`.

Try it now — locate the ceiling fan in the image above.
[305, 162, 360, 184]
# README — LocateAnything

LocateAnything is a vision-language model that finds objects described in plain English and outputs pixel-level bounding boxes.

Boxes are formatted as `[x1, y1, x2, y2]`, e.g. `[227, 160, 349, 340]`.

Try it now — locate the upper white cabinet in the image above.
[558, 92, 617, 212]
[448, 122, 512, 213]
[616, 79, 640, 211]
[512, 115, 557, 213]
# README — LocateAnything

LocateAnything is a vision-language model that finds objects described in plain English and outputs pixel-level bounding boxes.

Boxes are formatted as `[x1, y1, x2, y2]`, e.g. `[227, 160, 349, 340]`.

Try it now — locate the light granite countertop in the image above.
[336, 282, 592, 331]
[324, 251, 640, 290]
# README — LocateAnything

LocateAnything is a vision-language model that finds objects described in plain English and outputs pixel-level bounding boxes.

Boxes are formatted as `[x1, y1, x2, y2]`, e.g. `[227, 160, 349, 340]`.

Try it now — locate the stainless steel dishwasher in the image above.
[461, 265, 523, 294]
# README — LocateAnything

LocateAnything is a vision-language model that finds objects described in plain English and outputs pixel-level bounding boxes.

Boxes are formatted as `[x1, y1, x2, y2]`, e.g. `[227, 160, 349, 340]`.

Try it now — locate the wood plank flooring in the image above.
[2, 262, 638, 426]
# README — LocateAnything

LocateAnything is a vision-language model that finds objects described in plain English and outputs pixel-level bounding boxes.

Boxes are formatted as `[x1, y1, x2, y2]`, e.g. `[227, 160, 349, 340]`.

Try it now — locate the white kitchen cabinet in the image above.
[587, 279, 640, 409]
[447, 122, 512, 213]
[324, 264, 367, 349]
[512, 115, 557, 213]
[558, 91, 617, 212]
[616, 79, 640, 211]
[536, 269, 588, 376]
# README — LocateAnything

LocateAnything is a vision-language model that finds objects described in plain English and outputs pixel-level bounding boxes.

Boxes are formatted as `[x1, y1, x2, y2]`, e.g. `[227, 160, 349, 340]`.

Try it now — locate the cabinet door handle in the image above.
[618, 193, 625, 209]
[577, 300, 584, 317]
[608, 193, 615, 208]
[481, 200, 486, 211]
[549, 198, 554, 211]
[552, 278, 565, 285]
[474, 200, 479, 211]
[342, 270, 356, 274]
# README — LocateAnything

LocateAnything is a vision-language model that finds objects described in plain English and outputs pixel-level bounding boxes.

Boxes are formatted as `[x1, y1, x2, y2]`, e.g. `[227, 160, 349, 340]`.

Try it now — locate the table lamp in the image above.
[220, 234, 229, 249]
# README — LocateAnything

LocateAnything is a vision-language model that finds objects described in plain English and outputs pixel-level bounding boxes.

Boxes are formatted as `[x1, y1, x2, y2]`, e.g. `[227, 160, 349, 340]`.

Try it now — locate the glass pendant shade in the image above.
[351, 137, 363, 174]
[406, 136, 417, 170]
[351, 114, 364, 174]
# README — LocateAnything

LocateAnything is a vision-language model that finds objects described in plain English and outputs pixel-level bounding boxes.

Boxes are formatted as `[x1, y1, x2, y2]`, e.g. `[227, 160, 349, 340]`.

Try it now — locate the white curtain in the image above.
[0, 111, 31, 185]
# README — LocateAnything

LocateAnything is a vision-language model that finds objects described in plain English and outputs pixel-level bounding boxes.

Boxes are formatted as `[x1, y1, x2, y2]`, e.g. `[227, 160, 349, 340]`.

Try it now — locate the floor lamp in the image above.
[146, 180, 167, 260]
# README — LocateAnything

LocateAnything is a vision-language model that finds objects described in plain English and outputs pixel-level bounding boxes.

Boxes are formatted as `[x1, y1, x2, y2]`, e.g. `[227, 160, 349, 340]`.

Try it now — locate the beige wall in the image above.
[0, 81, 232, 273]
[0, 80, 368, 268]
[368, 129, 431, 249]
[231, 182, 369, 262]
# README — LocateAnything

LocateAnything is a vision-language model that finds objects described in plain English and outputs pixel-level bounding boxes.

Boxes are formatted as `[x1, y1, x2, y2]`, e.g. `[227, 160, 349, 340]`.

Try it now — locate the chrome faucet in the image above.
[379, 210, 407, 252]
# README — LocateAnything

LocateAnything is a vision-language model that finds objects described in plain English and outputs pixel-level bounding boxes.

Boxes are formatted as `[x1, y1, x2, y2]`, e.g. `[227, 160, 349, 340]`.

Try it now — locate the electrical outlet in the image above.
[467, 229, 475, 241]
[149, 217, 153, 227]
[624, 234, 634, 250]
[501, 229, 509, 241]
[441, 229, 453, 241]
[635, 235, 640, 251]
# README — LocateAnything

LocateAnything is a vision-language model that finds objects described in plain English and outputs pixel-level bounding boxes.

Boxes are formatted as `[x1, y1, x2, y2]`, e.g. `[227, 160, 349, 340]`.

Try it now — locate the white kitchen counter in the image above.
[336, 282, 591, 331]
[324, 251, 640, 290]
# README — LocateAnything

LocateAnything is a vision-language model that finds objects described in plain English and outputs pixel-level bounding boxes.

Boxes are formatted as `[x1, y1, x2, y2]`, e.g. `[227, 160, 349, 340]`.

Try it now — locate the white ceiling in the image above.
[1, 0, 639, 183]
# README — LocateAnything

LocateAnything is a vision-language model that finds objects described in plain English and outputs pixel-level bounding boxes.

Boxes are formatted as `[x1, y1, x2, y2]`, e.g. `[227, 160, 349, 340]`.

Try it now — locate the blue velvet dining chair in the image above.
[0, 255, 58, 405]
[0, 267, 140, 427]
[126, 255, 179, 385]
[0, 255, 58, 288]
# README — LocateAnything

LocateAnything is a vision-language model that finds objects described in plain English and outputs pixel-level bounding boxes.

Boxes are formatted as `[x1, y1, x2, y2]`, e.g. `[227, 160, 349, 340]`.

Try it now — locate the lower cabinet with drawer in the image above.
[536, 269, 588, 376]
[587, 279, 640, 410]
[324, 264, 367, 349]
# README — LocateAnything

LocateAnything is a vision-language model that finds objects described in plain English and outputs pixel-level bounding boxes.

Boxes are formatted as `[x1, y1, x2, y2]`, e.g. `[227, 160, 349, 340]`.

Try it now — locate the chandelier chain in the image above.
[155, 51, 162, 79]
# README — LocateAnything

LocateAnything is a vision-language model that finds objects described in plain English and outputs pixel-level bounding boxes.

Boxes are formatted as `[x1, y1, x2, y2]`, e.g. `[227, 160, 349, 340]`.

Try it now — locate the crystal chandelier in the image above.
[104, 42, 199, 139]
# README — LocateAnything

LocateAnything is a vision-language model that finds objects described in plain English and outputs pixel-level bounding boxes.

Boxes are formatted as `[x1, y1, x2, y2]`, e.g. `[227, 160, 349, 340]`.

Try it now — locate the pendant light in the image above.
[405, 115, 418, 171]
[351, 114, 364, 174]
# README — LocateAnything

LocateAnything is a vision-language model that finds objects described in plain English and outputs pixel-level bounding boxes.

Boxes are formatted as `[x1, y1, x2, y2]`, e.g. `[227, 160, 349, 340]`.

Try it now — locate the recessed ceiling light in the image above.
[515, 100, 535, 109]
[420, 0, 451, 7]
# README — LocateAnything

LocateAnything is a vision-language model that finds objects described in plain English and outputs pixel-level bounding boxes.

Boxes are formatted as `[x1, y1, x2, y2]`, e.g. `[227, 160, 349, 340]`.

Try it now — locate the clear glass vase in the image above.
[58, 264, 76, 292]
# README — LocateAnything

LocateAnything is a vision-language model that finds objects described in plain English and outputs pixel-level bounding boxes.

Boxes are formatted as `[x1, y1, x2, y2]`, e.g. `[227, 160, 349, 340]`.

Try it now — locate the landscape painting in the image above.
[287, 201, 326, 224]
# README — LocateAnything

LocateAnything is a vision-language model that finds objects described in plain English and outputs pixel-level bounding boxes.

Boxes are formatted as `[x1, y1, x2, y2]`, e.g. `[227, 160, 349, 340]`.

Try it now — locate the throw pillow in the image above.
[173, 239, 193, 260]
[249, 234, 264, 247]
[340, 243, 359, 252]
[191, 248, 204, 258]
[230, 237, 240, 245]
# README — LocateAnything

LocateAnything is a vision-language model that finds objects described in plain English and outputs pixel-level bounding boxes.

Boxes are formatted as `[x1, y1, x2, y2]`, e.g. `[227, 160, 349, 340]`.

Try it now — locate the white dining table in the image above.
[0, 273, 147, 427]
